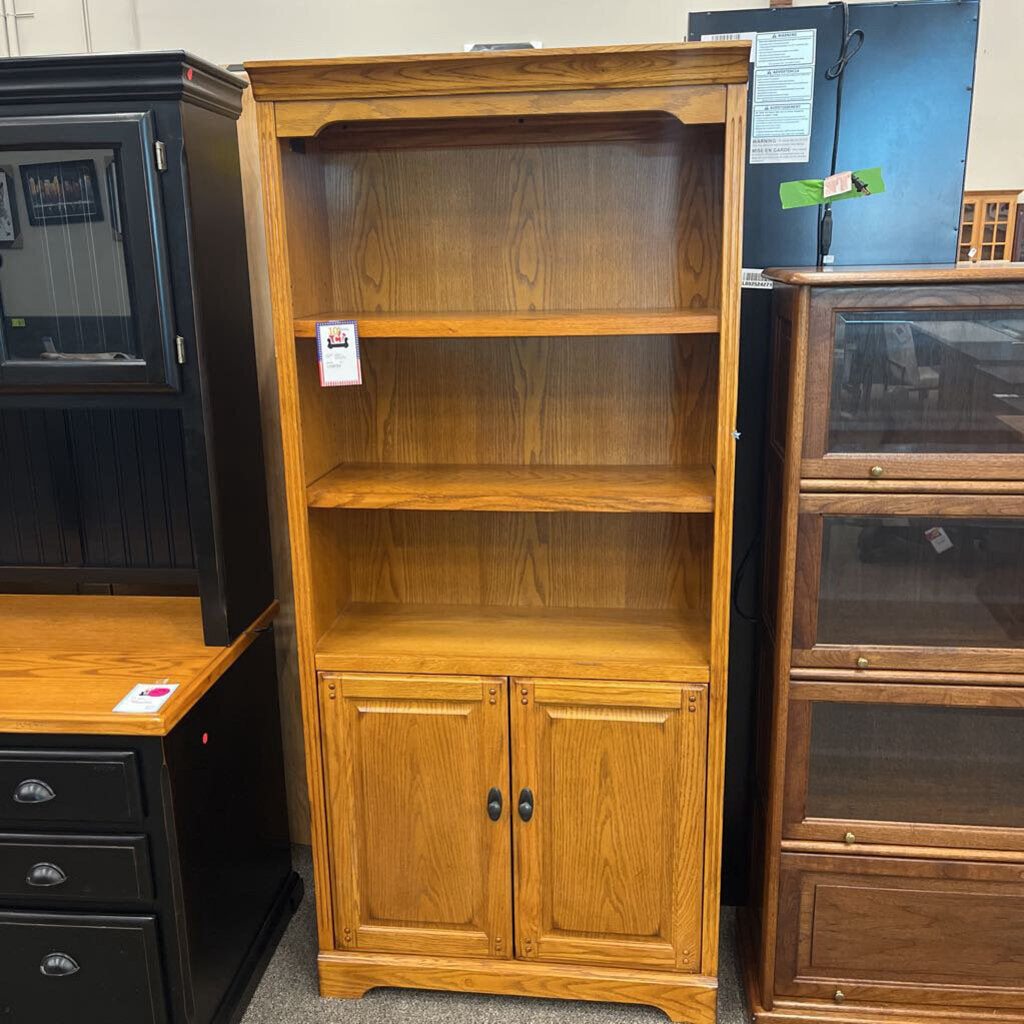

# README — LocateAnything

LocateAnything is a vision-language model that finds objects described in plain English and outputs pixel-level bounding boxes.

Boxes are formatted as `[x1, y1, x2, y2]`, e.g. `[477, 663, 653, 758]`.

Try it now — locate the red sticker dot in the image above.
[202, 732, 209, 745]
[186, 67, 193, 80]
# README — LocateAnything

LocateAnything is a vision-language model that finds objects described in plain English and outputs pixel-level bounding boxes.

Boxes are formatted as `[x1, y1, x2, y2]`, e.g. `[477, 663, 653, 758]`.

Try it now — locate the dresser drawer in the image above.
[776, 852, 1024, 1011]
[0, 833, 152, 903]
[0, 910, 166, 1023]
[0, 750, 142, 825]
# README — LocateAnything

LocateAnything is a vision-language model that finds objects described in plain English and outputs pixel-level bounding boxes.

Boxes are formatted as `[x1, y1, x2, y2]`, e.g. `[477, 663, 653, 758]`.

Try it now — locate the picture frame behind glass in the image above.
[20, 158, 103, 226]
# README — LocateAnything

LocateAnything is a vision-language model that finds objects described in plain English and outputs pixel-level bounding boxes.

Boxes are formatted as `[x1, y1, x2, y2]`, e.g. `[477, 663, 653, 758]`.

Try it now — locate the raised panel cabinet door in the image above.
[318, 672, 511, 959]
[511, 677, 707, 971]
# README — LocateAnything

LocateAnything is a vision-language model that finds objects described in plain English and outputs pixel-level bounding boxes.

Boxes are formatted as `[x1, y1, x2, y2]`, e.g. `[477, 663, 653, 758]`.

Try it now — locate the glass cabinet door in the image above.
[792, 495, 1024, 672]
[801, 286, 1024, 479]
[0, 113, 177, 391]
[783, 682, 1024, 851]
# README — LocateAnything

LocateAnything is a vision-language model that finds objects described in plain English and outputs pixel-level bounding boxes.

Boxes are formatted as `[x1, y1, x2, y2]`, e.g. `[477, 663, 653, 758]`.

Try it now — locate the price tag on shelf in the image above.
[924, 526, 953, 554]
[316, 320, 362, 387]
[113, 681, 179, 714]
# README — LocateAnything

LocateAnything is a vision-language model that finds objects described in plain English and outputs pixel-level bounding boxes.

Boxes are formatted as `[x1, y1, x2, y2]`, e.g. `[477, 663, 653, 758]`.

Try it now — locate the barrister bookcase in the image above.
[247, 42, 749, 1022]
[744, 264, 1024, 1024]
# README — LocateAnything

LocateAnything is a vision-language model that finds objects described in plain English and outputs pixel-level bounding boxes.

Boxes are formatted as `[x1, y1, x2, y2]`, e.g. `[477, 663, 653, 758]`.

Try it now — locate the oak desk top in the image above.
[0, 595, 277, 736]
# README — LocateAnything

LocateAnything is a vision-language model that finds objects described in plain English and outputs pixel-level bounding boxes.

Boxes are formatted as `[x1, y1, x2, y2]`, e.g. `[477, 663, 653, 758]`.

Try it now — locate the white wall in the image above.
[1, 0, 1019, 191]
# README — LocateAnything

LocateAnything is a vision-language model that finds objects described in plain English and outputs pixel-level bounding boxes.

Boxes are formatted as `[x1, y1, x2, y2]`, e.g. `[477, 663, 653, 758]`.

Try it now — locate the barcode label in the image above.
[742, 268, 773, 290]
[701, 31, 757, 59]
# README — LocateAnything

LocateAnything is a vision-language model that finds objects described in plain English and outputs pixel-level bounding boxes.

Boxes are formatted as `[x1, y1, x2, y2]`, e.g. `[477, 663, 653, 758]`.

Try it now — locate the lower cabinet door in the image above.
[319, 672, 512, 958]
[776, 852, 1024, 1010]
[0, 911, 166, 1024]
[512, 677, 707, 971]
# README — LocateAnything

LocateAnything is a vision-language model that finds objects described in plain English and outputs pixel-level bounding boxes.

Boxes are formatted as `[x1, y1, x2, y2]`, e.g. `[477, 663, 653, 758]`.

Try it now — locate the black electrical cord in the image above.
[817, 2, 866, 266]
[732, 526, 762, 625]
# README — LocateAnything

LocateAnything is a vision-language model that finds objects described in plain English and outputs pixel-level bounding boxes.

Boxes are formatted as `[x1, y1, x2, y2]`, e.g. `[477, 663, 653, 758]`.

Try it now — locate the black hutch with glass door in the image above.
[0, 52, 298, 1024]
[0, 50, 272, 645]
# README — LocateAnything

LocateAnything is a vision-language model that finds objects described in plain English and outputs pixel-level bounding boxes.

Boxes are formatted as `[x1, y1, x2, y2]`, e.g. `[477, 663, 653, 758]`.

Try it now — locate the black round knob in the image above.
[40, 953, 79, 977]
[27, 862, 67, 887]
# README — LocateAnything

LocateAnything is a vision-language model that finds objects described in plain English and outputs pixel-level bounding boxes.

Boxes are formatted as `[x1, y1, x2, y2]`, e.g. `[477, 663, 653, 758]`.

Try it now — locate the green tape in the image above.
[780, 167, 885, 210]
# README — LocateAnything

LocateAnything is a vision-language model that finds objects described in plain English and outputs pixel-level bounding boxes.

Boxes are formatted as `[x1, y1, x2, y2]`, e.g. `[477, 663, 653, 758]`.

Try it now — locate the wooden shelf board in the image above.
[0, 595, 276, 736]
[306, 463, 716, 513]
[315, 603, 711, 682]
[293, 309, 721, 339]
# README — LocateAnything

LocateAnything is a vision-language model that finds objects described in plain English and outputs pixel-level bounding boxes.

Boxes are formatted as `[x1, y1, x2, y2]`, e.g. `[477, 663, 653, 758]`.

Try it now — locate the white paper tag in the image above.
[823, 171, 853, 199]
[749, 29, 816, 165]
[316, 320, 362, 387]
[113, 681, 179, 714]
[742, 268, 773, 290]
[924, 527, 953, 554]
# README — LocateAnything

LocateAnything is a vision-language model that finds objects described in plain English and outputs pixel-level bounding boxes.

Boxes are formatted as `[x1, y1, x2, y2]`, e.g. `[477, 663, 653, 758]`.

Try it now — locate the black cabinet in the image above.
[0, 52, 272, 645]
[0, 631, 301, 1024]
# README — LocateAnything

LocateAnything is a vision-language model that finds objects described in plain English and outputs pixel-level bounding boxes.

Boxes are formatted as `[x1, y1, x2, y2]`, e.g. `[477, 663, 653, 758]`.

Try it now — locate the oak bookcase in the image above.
[247, 43, 749, 1022]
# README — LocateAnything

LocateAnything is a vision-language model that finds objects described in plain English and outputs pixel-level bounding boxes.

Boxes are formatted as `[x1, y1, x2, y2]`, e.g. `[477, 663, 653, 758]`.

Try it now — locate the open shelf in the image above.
[314, 602, 711, 682]
[293, 309, 721, 339]
[306, 463, 716, 513]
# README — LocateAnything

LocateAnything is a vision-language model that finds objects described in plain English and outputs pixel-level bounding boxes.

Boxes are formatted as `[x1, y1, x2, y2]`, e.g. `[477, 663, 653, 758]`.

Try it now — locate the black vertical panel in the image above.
[0, 409, 73, 566]
[65, 407, 194, 571]
[689, 1, 980, 906]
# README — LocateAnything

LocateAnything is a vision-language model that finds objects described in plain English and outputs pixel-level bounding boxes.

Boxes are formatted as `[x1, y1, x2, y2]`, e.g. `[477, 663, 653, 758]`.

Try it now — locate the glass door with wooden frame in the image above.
[800, 284, 1024, 480]
[783, 680, 1024, 853]
[791, 494, 1024, 673]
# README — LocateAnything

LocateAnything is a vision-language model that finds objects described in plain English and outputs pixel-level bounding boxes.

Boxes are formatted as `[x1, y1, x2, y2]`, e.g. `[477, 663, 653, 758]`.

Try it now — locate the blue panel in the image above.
[689, 0, 979, 267]
[834, 1, 979, 265]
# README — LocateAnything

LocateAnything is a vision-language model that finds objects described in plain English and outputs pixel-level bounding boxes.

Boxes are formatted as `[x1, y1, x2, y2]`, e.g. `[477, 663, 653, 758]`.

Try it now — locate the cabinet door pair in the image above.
[318, 672, 708, 972]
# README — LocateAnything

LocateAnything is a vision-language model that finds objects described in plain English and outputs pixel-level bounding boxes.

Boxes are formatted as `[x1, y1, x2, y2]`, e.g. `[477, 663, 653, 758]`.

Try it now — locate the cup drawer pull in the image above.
[40, 953, 79, 977]
[13, 779, 56, 804]
[26, 862, 67, 887]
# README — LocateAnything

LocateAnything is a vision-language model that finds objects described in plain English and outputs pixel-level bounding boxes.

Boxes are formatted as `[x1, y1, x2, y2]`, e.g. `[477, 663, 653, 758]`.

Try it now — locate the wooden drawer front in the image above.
[792, 494, 1024, 673]
[800, 284, 1024, 482]
[0, 750, 142, 825]
[0, 910, 166, 1023]
[784, 681, 1024, 851]
[0, 833, 152, 904]
[776, 852, 1024, 1010]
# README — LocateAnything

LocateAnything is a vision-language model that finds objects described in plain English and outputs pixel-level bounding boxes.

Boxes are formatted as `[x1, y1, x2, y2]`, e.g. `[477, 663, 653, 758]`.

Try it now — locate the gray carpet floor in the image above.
[243, 847, 750, 1023]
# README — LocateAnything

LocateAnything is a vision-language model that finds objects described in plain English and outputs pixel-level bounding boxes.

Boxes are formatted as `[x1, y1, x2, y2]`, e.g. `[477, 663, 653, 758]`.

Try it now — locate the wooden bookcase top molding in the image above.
[245, 41, 751, 101]
[252, 42, 746, 1023]
[0, 595, 276, 736]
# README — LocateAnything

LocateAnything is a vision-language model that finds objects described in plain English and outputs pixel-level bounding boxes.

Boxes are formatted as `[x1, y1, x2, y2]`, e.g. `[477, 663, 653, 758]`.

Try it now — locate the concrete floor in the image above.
[243, 847, 751, 1024]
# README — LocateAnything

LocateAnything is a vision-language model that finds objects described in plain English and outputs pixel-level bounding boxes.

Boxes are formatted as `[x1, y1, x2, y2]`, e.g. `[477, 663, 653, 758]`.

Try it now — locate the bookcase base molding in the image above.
[319, 952, 719, 1024]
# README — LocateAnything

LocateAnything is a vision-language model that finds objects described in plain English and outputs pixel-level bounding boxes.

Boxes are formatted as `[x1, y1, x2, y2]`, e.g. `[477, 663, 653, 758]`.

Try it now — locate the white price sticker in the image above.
[316, 320, 362, 387]
[113, 681, 179, 714]
[924, 527, 953, 554]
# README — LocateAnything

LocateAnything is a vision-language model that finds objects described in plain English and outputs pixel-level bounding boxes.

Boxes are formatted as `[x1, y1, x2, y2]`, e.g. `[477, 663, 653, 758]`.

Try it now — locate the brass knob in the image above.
[844, 832, 856, 845]
[834, 989, 846, 1004]
[855, 656, 869, 669]
[869, 465, 884, 479]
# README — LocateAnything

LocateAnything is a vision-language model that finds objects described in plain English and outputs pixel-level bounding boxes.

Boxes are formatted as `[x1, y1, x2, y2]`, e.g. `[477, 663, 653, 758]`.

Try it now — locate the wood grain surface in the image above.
[317, 949, 719, 1024]
[765, 264, 1024, 286]
[293, 309, 721, 337]
[0, 595, 275, 735]
[306, 462, 716, 513]
[245, 42, 751, 100]
[512, 677, 707, 971]
[319, 672, 511, 958]
[293, 334, 717, 485]
[314, 603, 711, 683]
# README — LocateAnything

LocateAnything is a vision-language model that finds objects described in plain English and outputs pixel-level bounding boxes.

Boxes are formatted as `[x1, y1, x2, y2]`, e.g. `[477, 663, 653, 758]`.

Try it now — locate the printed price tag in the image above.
[113, 681, 179, 714]
[316, 320, 362, 387]
[823, 171, 853, 199]
[924, 526, 953, 554]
